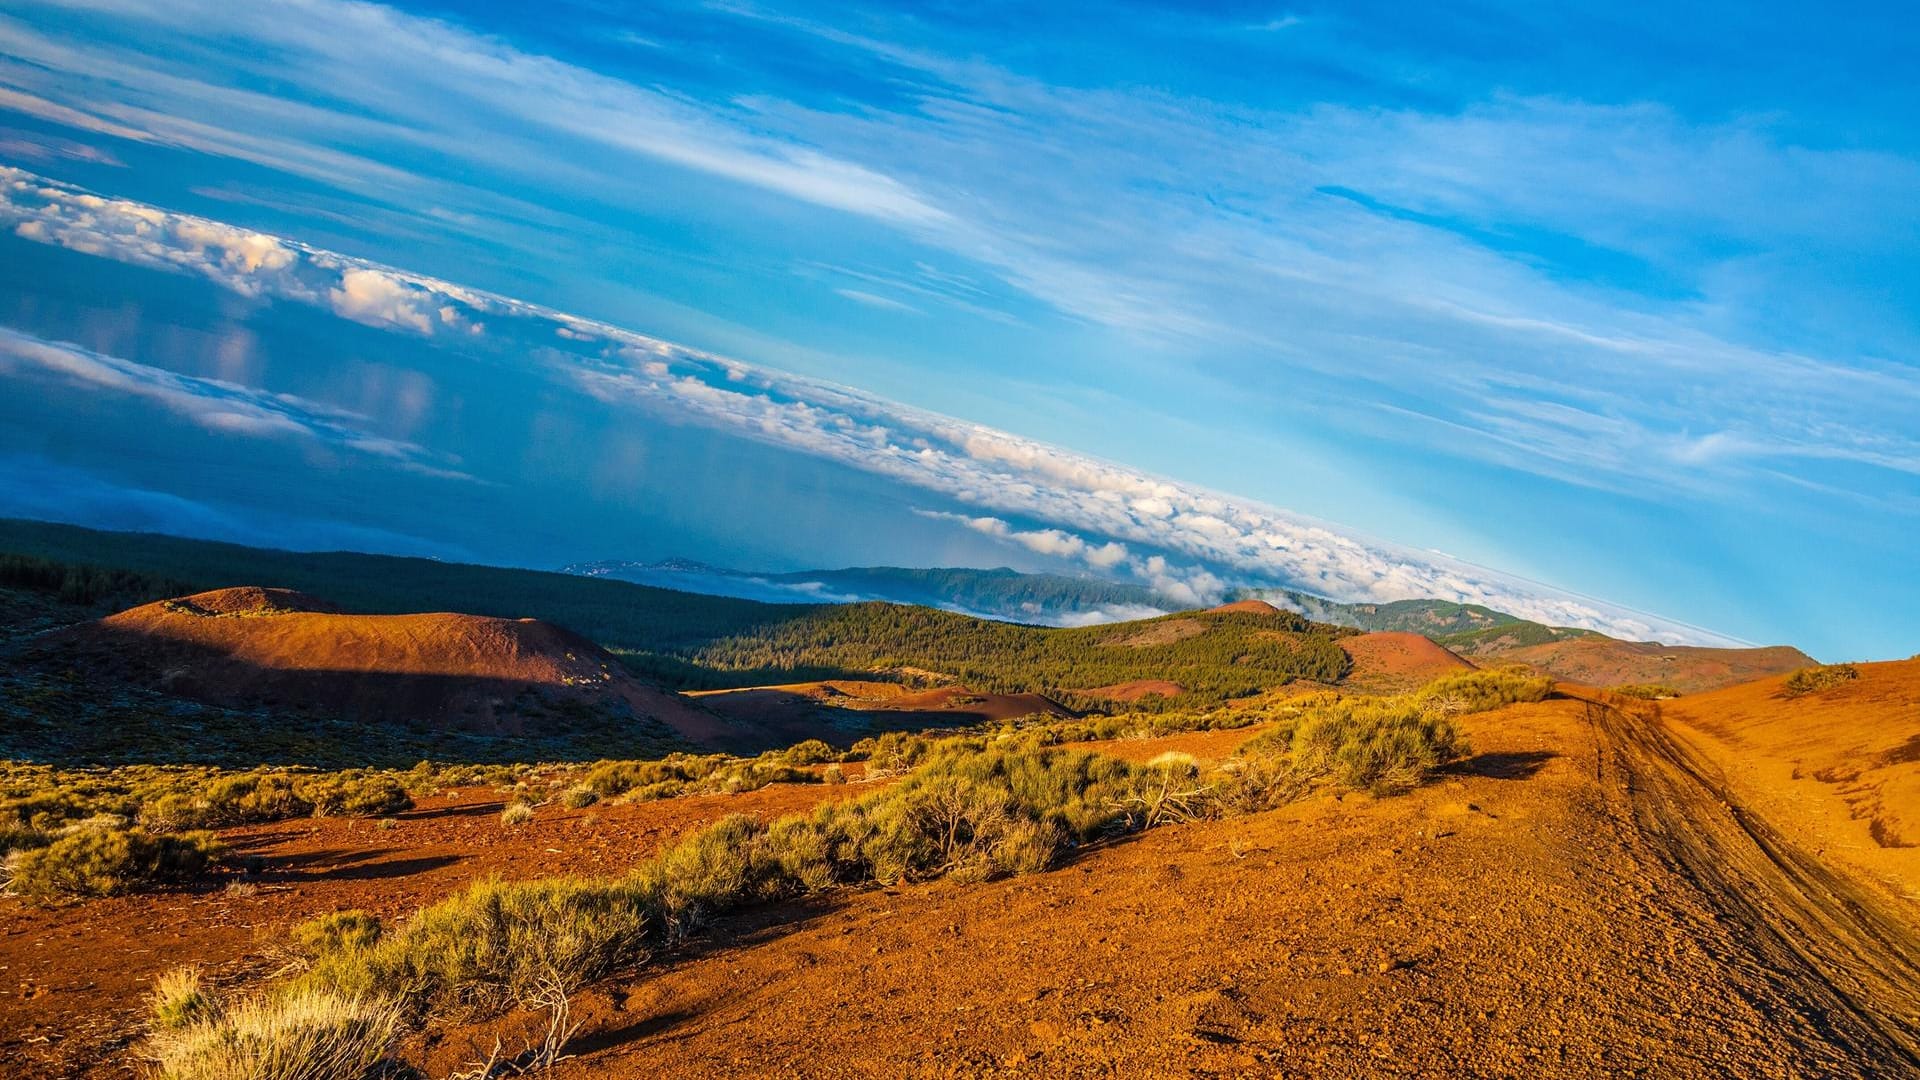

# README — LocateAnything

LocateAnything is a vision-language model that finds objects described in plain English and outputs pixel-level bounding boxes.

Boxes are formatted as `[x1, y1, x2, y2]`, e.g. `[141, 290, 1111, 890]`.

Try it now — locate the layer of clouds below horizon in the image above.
[0, 167, 1741, 645]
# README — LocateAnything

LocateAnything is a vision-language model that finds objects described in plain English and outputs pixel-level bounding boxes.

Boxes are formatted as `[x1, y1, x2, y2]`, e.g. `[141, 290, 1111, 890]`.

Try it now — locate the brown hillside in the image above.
[1207, 598, 1282, 615]
[49, 587, 735, 746]
[1468, 635, 1813, 693]
[690, 680, 1070, 744]
[1665, 659, 1920, 887]
[1340, 630, 1473, 692]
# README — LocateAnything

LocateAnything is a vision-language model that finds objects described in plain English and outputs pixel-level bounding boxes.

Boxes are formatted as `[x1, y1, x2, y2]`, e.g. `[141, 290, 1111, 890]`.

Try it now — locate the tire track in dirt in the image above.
[1585, 694, 1920, 1074]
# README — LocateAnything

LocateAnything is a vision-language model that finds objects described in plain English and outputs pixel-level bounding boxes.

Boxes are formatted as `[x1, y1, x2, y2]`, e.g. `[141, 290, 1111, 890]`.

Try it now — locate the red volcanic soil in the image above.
[0, 777, 872, 1076]
[1664, 659, 1920, 884]
[691, 680, 1069, 744]
[13, 693, 1920, 1077]
[47, 587, 732, 745]
[1458, 634, 1812, 694]
[1078, 678, 1185, 703]
[1340, 631, 1473, 692]
[1207, 599, 1283, 615]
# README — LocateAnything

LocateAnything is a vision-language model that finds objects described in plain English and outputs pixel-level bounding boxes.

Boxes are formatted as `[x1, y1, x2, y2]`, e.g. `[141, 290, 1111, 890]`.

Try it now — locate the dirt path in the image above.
[528, 697, 1920, 1079]
[1585, 693, 1920, 1071]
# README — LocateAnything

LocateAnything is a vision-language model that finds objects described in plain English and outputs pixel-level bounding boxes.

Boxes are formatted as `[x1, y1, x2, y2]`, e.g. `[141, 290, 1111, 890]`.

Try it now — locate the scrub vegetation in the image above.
[142, 670, 1531, 1077]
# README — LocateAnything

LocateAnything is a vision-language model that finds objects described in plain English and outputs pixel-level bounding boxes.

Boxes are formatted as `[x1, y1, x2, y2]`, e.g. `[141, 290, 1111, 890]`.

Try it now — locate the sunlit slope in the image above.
[1664, 659, 1920, 897]
[49, 586, 736, 744]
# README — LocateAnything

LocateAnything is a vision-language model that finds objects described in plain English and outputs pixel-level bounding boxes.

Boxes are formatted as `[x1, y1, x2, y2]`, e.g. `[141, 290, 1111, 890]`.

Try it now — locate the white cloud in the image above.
[0, 167, 1742, 644]
[0, 324, 469, 480]
[329, 267, 479, 335]
[0, 0, 947, 226]
[835, 288, 918, 313]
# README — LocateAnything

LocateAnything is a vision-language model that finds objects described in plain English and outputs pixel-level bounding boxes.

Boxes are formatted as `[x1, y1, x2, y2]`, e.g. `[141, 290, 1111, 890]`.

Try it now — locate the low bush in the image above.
[1784, 664, 1860, 697]
[147, 986, 399, 1080]
[405, 761, 532, 791]
[1612, 684, 1681, 700]
[500, 802, 536, 827]
[150, 966, 219, 1031]
[1415, 669, 1554, 715]
[853, 731, 935, 777]
[125, 770, 413, 832]
[306, 876, 652, 1015]
[776, 739, 836, 766]
[297, 773, 413, 819]
[5, 826, 222, 899]
[293, 911, 383, 959]
[582, 752, 818, 803]
[1294, 702, 1463, 794]
[559, 785, 599, 809]
[0, 823, 53, 856]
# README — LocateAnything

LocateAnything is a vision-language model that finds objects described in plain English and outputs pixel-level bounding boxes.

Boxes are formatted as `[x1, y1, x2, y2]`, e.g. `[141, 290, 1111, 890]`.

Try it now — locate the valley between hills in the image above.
[0, 520, 1914, 1079]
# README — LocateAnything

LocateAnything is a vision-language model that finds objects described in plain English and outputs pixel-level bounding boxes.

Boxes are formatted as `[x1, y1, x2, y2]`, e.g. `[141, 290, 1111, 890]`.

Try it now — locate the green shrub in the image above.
[821, 764, 846, 785]
[147, 986, 399, 1080]
[582, 753, 817, 803]
[1415, 669, 1554, 714]
[1784, 664, 1860, 697]
[6, 827, 222, 899]
[1238, 696, 1467, 796]
[296, 773, 412, 819]
[500, 802, 536, 827]
[584, 755, 718, 798]
[306, 876, 652, 1013]
[0, 823, 53, 856]
[150, 966, 219, 1031]
[855, 731, 933, 777]
[293, 911, 383, 959]
[559, 785, 599, 809]
[776, 739, 836, 766]
[2, 790, 88, 830]
[201, 773, 310, 825]
[1612, 684, 1680, 700]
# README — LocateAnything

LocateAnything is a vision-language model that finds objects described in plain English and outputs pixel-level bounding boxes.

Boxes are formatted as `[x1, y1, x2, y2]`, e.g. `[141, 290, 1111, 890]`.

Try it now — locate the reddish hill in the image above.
[50, 587, 734, 745]
[1207, 599, 1282, 615]
[1339, 631, 1472, 692]
[1478, 636, 1813, 693]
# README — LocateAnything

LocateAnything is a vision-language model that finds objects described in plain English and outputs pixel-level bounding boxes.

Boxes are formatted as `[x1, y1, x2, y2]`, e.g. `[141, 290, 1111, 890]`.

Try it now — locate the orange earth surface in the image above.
[6, 663, 1920, 1077]
[42, 587, 731, 744]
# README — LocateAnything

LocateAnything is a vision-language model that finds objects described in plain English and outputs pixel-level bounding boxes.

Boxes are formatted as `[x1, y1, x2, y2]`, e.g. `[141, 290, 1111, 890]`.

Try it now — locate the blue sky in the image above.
[0, 1, 1915, 658]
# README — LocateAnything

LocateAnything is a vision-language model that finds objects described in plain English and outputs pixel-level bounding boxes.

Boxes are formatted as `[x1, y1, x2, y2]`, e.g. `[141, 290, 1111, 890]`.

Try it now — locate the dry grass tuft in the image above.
[148, 986, 399, 1080]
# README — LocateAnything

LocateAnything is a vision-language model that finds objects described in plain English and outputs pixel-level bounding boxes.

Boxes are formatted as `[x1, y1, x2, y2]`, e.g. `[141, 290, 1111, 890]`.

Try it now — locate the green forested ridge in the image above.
[618, 602, 1356, 708]
[0, 552, 196, 610]
[1435, 621, 1596, 652]
[1263, 590, 1525, 636]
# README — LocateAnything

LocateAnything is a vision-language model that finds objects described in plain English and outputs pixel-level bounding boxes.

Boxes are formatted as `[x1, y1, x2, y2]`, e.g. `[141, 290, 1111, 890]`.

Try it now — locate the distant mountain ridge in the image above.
[566, 557, 1549, 638]
[563, 556, 1816, 692]
[1262, 591, 1540, 638]
[0, 521, 1817, 699]
[562, 559, 1172, 624]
